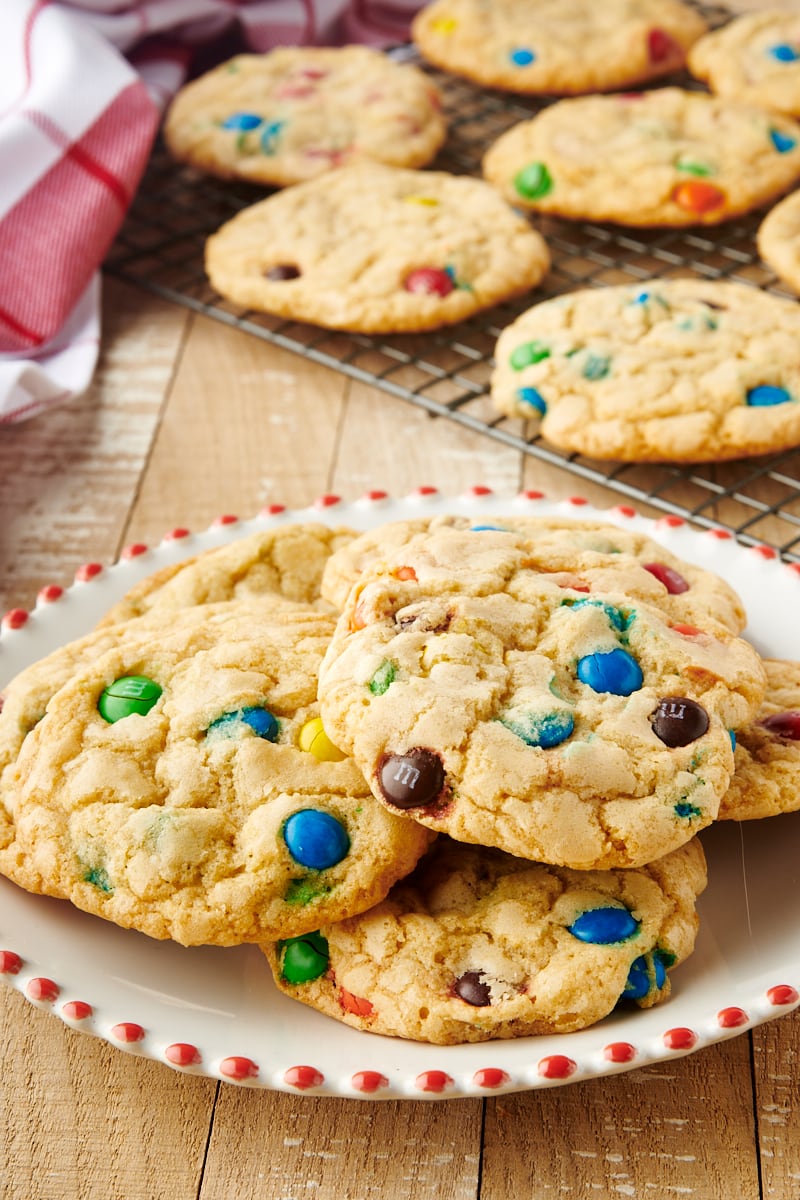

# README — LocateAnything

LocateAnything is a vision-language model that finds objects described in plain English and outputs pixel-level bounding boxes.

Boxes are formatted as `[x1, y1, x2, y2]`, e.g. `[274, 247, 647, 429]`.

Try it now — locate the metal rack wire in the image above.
[105, 10, 800, 560]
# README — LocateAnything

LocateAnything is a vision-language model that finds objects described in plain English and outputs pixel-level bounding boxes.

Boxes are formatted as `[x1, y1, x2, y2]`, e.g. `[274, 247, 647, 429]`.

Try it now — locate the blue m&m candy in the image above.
[622, 951, 668, 1000]
[221, 112, 263, 130]
[509, 47, 535, 66]
[206, 706, 279, 741]
[502, 709, 574, 749]
[577, 648, 643, 695]
[283, 809, 350, 870]
[516, 387, 547, 414]
[746, 384, 792, 407]
[568, 905, 639, 944]
[770, 128, 797, 153]
[769, 43, 800, 62]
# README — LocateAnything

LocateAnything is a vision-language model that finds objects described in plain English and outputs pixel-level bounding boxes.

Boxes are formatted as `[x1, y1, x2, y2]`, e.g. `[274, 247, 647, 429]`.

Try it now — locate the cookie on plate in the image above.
[757, 187, 800, 294]
[317, 526, 766, 869]
[0, 603, 434, 946]
[688, 10, 800, 118]
[320, 513, 747, 632]
[481, 88, 800, 226]
[263, 834, 707, 1043]
[204, 163, 550, 333]
[163, 46, 446, 187]
[490, 280, 800, 463]
[412, 0, 706, 96]
[97, 523, 356, 628]
[720, 658, 800, 821]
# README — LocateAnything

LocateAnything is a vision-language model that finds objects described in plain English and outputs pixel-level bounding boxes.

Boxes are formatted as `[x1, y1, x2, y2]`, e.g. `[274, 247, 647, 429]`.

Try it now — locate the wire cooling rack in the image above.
[105, 10, 800, 561]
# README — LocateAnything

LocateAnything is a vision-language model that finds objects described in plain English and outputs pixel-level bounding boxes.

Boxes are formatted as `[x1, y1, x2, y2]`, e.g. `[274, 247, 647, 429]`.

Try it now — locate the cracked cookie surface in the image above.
[320, 513, 747, 632]
[0, 603, 433, 946]
[263, 834, 706, 1043]
[317, 527, 766, 869]
[205, 163, 550, 333]
[490, 280, 800, 462]
[98, 523, 356, 628]
[164, 46, 446, 186]
[482, 88, 800, 226]
[412, 0, 706, 95]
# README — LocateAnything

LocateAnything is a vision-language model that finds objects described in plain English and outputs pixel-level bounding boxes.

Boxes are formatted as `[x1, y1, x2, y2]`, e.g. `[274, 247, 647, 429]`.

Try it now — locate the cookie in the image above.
[163, 46, 446, 187]
[757, 187, 800, 295]
[320, 513, 747, 632]
[688, 10, 800, 118]
[204, 163, 550, 333]
[263, 835, 707, 1043]
[97, 523, 356, 628]
[490, 280, 800, 463]
[720, 659, 800, 821]
[0, 603, 434, 946]
[317, 527, 766, 869]
[481, 88, 800, 226]
[412, 0, 707, 96]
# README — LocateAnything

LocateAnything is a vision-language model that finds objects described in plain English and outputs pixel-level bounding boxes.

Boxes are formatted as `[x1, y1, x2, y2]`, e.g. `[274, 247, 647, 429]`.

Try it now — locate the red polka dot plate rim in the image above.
[1, 490, 799, 1099]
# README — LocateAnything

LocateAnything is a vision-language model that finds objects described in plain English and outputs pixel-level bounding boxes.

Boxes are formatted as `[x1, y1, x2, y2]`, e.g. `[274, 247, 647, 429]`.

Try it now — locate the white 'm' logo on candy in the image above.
[393, 763, 421, 789]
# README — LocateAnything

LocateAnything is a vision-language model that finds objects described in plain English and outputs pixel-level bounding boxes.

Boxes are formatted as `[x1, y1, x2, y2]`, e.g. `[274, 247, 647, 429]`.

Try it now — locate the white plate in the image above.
[2, 487, 800, 1100]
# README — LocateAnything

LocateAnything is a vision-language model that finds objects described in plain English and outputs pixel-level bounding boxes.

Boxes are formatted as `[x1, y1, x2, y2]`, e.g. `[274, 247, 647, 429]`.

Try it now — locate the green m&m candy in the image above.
[514, 161, 553, 200]
[279, 931, 330, 983]
[98, 675, 162, 723]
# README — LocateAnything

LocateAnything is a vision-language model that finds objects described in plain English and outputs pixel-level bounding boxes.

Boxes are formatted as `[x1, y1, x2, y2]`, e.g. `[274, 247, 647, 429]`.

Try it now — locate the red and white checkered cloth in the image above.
[0, 0, 424, 423]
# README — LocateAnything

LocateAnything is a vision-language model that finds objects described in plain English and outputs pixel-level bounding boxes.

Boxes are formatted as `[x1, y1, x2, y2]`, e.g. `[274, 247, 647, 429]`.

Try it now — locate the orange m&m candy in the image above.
[672, 180, 725, 214]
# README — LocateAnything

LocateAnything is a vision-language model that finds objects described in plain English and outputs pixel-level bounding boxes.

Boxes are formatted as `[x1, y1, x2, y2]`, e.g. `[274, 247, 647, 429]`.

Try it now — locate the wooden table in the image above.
[3, 3, 800, 1193]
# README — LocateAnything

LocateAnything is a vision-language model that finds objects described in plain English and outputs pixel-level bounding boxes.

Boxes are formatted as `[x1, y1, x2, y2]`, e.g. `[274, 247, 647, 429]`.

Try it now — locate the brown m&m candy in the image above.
[377, 748, 444, 810]
[651, 697, 709, 747]
[454, 970, 491, 1007]
[265, 263, 301, 280]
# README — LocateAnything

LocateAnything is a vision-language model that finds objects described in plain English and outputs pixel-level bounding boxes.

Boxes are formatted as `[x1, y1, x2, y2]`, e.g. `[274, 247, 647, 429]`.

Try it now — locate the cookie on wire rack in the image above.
[758, 187, 800, 296]
[163, 46, 447, 187]
[263, 834, 707, 1044]
[411, 0, 707, 95]
[490, 279, 800, 463]
[688, 9, 800, 118]
[204, 163, 550, 333]
[481, 88, 800, 226]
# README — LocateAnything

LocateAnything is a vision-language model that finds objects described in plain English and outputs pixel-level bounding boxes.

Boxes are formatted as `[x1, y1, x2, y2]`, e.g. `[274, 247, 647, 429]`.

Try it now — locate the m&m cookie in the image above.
[97, 523, 356, 628]
[317, 526, 766, 869]
[720, 659, 800, 821]
[689, 10, 800, 117]
[204, 163, 550, 333]
[490, 280, 800, 462]
[264, 834, 707, 1043]
[320, 513, 747, 632]
[0, 604, 433, 945]
[482, 88, 800, 226]
[164, 45, 446, 187]
[412, 0, 707, 95]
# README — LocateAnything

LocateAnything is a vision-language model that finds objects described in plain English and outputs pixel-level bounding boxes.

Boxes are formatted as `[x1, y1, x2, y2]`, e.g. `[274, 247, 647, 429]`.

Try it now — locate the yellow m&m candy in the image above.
[299, 717, 347, 762]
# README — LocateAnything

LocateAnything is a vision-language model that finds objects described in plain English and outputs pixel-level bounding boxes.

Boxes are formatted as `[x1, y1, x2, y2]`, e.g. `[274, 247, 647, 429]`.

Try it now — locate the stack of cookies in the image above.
[3, 514, 798, 1046]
